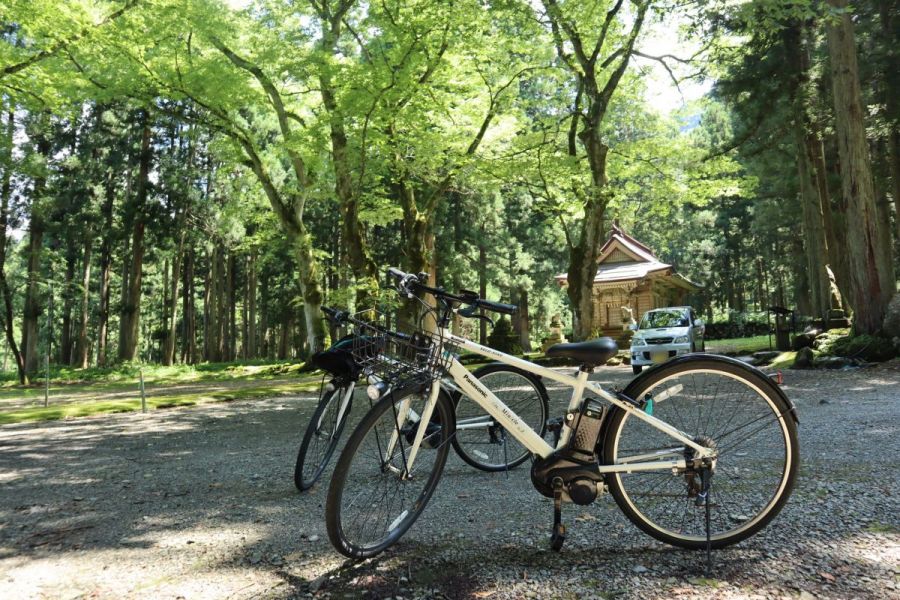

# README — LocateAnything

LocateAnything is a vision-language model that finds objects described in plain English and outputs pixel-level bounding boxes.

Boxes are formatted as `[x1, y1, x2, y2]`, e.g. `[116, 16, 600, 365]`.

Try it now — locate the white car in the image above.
[630, 307, 705, 374]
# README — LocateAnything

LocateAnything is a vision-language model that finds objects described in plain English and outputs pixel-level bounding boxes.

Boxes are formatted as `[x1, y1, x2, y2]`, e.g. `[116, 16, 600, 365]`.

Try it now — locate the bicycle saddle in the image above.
[545, 338, 619, 367]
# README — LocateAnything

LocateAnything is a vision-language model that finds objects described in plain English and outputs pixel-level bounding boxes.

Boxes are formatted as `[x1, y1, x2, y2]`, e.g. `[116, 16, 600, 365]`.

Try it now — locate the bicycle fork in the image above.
[382, 383, 441, 478]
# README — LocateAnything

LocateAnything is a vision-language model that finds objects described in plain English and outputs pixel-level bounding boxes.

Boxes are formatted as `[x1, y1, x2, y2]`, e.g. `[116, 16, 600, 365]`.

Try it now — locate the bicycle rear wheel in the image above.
[294, 381, 353, 492]
[604, 356, 798, 549]
[451, 364, 549, 471]
[326, 384, 454, 559]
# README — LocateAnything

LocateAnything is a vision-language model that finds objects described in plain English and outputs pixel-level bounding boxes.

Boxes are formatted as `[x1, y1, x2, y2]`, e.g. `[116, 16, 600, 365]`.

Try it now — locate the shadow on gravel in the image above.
[0, 398, 322, 561]
[1, 366, 898, 599]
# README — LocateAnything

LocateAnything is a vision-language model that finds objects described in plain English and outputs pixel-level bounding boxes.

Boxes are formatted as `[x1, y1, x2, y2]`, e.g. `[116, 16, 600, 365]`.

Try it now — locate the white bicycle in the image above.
[325, 269, 799, 560]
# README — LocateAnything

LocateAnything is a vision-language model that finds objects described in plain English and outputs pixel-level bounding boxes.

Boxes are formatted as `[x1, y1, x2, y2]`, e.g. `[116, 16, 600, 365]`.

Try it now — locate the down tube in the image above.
[447, 359, 554, 459]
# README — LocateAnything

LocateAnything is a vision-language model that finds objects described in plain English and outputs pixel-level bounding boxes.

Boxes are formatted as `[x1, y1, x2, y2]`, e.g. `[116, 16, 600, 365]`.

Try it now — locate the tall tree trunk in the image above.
[215, 248, 226, 362]
[540, 0, 650, 339]
[22, 125, 51, 379]
[878, 0, 900, 241]
[163, 229, 184, 366]
[786, 22, 839, 324]
[260, 273, 270, 359]
[793, 238, 814, 317]
[181, 247, 196, 364]
[96, 171, 115, 366]
[317, 20, 378, 304]
[795, 124, 832, 322]
[116, 236, 130, 359]
[74, 235, 92, 368]
[242, 254, 249, 359]
[278, 316, 292, 360]
[0, 107, 26, 383]
[207, 245, 225, 362]
[119, 122, 151, 361]
[518, 288, 532, 353]
[478, 235, 487, 345]
[203, 248, 213, 361]
[162, 257, 169, 360]
[248, 249, 257, 359]
[888, 130, 900, 241]
[228, 252, 236, 361]
[60, 243, 76, 364]
[292, 230, 325, 357]
[826, 0, 895, 333]
[21, 215, 43, 377]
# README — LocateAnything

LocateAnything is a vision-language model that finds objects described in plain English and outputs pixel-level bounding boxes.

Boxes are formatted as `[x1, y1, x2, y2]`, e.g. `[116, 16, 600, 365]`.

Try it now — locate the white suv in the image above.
[630, 307, 705, 374]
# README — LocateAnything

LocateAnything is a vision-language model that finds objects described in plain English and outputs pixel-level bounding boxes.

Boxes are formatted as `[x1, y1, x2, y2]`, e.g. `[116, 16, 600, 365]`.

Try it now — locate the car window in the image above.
[639, 309, 689, 329]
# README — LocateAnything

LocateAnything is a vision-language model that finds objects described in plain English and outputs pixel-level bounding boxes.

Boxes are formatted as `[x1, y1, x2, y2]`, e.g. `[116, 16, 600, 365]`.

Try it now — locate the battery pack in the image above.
[567, 399, 607, 461]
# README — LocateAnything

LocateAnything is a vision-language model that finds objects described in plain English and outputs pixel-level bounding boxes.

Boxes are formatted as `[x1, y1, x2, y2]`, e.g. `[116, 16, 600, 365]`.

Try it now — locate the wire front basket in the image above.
[349, 309, 450, 383]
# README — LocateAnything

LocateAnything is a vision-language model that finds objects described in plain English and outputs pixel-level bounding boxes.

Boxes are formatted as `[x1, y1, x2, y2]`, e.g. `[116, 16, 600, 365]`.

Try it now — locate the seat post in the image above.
[566, 368, 591, 414]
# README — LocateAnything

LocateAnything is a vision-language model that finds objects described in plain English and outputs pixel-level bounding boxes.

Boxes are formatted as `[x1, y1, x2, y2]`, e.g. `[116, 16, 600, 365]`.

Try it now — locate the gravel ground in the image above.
[1, 363, 898, 599]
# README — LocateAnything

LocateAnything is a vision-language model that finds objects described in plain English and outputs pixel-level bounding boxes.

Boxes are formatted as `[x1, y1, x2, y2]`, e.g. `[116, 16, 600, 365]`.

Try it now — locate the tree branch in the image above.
[1, 0, 140, 79]
[590, 0, 624, 65]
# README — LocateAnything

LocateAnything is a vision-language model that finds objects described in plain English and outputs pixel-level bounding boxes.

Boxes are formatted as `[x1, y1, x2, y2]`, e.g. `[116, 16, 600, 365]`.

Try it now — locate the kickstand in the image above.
[550, 478, 566, 551]
[699, 467, 712, 576]
[502, 432, 509, 479]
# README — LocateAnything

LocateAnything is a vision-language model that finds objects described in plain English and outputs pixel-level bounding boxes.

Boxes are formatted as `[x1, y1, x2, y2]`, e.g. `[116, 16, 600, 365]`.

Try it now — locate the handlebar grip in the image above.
[477, 299, 518, 316]
[387, 267, 407, 281]
[321, 306, 347, 322]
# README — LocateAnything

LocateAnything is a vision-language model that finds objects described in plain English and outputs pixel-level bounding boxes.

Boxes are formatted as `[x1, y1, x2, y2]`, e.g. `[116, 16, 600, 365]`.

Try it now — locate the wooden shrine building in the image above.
[555, 224, 700, 336]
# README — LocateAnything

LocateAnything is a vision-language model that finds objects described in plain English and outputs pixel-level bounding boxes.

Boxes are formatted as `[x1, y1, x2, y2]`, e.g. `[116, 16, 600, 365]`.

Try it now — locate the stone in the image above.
[793, 347, 815, 369]
[542, 314, 568, 353]
[792, 332, 818, 351]
[752, 351, 780, 366]
[883, 294, 900, 339]
[814, 356, 858, 370]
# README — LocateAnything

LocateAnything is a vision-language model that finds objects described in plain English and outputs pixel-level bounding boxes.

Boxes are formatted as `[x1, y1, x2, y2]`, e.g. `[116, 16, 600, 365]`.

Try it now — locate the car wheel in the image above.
[632, 365, 643, 375]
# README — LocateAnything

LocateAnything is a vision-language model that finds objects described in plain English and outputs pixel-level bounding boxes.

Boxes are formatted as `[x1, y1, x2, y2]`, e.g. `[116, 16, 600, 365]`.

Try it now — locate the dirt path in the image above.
[0, 365, 897, 599]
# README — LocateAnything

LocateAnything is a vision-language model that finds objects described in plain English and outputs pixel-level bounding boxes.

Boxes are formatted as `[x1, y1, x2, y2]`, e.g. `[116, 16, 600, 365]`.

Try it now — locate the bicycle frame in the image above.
[400, 330, 714, 475]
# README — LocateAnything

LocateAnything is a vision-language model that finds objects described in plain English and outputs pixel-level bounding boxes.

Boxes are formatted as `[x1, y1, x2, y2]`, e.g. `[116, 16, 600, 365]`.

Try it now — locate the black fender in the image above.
[384, 378, 457, 437]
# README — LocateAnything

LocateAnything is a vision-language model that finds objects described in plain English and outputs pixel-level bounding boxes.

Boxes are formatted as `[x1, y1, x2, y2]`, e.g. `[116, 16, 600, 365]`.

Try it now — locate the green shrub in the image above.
[830, 334, 896, 362]
[487, 317, 522, 355]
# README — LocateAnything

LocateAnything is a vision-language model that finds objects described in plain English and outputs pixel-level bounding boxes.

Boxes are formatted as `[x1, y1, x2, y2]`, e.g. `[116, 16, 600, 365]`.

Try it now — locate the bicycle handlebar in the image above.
[386, 267, 517, 316]
[321, 306, 348, 324]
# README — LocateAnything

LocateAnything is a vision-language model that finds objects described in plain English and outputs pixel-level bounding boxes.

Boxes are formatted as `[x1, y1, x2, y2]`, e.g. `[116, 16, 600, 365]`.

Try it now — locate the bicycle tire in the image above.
[326, 383, 454, 559]
[294, 381, 354, 492]
[603, 355, 799, 549]
[451, 363, 550, 471]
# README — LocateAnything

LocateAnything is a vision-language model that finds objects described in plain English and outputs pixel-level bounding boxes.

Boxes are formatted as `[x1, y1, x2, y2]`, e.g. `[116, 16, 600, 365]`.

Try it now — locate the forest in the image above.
[0, 0, 897, 385]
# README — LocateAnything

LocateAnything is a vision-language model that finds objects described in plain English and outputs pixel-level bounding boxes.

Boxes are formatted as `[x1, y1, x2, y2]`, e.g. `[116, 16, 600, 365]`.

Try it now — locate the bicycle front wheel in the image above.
[604, 356, 798, 549]
[326, 384, 454, 559]
[294, 381, 353, 492]
[451, 364, 549, 471]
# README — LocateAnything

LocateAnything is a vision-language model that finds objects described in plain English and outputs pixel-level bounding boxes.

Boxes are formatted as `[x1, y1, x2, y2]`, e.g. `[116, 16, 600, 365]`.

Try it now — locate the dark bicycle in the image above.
[293, 306, 550, 491]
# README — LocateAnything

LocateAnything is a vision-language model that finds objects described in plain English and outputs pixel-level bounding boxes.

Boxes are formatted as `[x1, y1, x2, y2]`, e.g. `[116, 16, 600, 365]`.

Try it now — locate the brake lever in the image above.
[458, 305, 494, 328]
[473, 313, 495, 328]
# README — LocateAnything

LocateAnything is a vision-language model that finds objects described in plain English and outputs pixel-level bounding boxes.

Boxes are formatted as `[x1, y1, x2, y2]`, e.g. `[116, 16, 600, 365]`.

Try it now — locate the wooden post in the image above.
[44, 355, 49, 408]
[139, 368, 147, 413]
